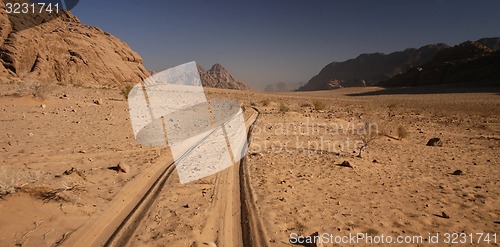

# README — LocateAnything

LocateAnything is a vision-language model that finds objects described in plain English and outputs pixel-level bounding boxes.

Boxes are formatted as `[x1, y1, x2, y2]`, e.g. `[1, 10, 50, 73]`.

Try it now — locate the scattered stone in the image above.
[117, 162, 130, 173]
[78, 150, 86, 154]
[372, 159, 377, 163]
[249, 151, 263, 157]
[426, 138, 442, 147]
[62, 167, 86, 179]
[28, 133, 34, 136]
[41, 104, 46, 109]
[93, 99, 102, 105]
[182, 204, 189, 208]
[441, 212, 450, 219]
[338, 160, 353, 168]
[452, 170, 463, 176]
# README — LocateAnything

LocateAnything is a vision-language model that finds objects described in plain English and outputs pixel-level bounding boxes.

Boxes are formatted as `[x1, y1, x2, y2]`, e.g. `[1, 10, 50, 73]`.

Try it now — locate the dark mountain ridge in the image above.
[298, 37, 500, 91]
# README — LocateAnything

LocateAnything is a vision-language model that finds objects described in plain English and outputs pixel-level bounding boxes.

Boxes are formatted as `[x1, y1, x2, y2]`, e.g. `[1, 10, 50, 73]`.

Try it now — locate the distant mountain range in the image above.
[298, 37, 500, 91]
[264, 81, 305, 92]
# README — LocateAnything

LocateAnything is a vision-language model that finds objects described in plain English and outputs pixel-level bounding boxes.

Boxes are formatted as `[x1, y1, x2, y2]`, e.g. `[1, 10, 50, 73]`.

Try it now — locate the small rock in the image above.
[117, 162, 130, 173]
[78, 150, 86, 154]
[452, 170, 463, 176]
[28, 133, 34, 136]
[372, 159, 377, 163]
[339, 160, 353, 168]
[441, 212, 450, 219]
[93, 99, 102, 105]
[182, 204, 189, 208]
[426, 138, 442, 147]
[41, 104, 46, 109]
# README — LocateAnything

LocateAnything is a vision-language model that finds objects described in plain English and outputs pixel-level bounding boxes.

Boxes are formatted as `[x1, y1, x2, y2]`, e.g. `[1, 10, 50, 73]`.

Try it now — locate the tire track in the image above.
[240, 108, 270, 247]
[63, 107, 263, 247]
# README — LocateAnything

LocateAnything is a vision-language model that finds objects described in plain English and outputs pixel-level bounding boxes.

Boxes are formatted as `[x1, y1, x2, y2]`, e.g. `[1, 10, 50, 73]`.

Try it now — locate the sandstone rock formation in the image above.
[0, 0, 149, 87]
[378, 41, 500, 87]
[298, 44, 449, 91]
[197, 63, 250, 90]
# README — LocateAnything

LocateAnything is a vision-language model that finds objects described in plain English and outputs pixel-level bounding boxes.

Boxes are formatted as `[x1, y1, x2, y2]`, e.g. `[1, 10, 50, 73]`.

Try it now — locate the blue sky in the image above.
[71, 0, 500, 89]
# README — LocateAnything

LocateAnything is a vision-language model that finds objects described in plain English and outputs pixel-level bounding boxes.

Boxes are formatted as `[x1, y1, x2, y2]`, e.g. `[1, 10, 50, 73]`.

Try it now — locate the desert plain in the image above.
[0, 82, 499, 246]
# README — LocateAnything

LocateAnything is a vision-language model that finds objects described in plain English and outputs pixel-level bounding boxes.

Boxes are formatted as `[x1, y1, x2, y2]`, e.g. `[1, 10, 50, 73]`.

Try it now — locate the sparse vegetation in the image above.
[387, 103, 397, 118]
[357, 121, 380, 158]
[397, 125, 408, 140]
[279, 102, 290, 112]
[120, 84, 134, 99]
[262, 98, 271, 106]
[14, 81, 51, 99]
[312, 100, 326, 110]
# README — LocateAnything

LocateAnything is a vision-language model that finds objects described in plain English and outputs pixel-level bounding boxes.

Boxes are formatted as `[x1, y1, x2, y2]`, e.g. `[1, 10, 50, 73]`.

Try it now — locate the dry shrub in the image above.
[262, 98, 271, 106]
[0, 167, 43, 198]
[14, 81, 51, 99]
[387, 103, 397, 118]
[397, 125, 409, 140]
[120, 84, 134, 99]
[22, 183, 84, 203]
[312, 100, 326, 110]
[357, 121, 380, 158]
[279, 102, 290, 112]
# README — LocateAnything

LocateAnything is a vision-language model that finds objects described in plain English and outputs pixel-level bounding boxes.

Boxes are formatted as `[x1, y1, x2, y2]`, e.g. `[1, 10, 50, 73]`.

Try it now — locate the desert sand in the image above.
[0, 83, 498, 246]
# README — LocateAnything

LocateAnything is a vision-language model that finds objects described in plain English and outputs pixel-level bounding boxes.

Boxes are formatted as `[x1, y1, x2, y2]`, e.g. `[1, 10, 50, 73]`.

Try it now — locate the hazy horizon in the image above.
[72, 0, 500, 89]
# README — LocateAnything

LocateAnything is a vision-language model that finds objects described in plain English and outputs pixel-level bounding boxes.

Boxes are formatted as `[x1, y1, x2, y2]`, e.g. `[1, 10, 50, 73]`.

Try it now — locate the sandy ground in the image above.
[246, 88, 500, 246]
[0, 83, 499, 246]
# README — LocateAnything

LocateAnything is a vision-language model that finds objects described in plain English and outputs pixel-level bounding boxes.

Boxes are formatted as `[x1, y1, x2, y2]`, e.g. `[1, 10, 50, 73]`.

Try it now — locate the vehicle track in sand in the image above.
[62, 107, 267, 247]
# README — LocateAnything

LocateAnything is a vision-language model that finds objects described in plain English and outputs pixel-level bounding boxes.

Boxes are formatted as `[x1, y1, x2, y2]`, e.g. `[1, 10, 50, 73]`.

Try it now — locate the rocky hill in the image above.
[298, 44, 449, 91]
[197, 64, 250, 90]
[378, 41, 500, 87]
[476, 37, 500, 51]
[0, 0, 149, 87]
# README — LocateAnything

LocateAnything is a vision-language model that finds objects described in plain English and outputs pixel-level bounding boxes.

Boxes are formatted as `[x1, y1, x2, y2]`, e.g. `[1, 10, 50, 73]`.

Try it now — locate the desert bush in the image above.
[312, 100, 326, 110]
[397, 125, 408, 140]
[120, 84, 135, 99]
[279, 102, 290, 112]
[387, 103, 397, 118]
[357, 121, 380, 158]
[262, 98, 271, 106]
[14, 81, 51, 99]
[0, 166, 43, 198]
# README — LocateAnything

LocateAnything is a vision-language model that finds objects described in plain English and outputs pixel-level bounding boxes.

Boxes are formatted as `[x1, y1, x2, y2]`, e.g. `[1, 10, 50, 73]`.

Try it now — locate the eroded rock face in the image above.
[0, 0, 149, 87]
[197, 63, 250, 90]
